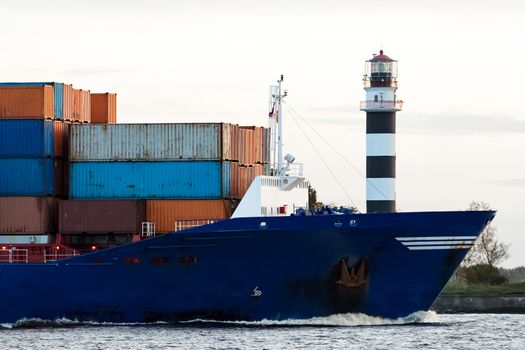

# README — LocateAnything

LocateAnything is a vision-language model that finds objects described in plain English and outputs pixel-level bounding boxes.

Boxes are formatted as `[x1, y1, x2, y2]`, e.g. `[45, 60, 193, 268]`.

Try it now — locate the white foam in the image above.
[0, 311, 439, 328]
[183, 310, 440, 327]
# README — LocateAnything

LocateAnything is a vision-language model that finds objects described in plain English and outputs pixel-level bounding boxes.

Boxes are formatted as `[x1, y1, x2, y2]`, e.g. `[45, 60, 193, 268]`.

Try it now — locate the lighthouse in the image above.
[360, 50, 402, 213]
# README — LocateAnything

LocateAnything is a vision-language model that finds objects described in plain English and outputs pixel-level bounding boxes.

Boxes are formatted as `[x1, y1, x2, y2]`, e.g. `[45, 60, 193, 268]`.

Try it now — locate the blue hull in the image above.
[0, 210, 494, 323]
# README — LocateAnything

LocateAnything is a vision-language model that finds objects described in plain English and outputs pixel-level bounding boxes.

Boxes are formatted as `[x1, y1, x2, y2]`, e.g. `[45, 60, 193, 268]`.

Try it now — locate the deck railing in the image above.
[173, 219, 220, 232]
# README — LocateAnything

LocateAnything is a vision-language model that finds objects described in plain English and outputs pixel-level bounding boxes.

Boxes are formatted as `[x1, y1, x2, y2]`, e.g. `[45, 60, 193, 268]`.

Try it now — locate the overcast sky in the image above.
[1, 0, 524, 267]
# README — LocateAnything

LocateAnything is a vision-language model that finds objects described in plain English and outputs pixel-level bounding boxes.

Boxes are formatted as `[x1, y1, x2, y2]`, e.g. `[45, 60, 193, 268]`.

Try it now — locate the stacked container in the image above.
[0, 83, 62, 238]
[0, 80, 275, 243]
[227, 125, 269, 198]
[0, 82, 117, 243]
[67, 122, 270, 234]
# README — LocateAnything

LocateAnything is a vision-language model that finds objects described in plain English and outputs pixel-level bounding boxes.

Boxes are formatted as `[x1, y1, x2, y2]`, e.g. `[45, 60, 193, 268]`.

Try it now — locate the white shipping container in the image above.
[70, 123, 231, 161]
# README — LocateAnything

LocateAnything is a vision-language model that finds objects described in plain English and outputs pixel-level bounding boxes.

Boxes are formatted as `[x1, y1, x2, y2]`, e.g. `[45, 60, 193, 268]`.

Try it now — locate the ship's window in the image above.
[178, 256, 199, 265]
[122, 257, 141, 264]
[259, 221, 267, 229]
[374, 95, 378, 102]
[334, 220, 343, 228]
[151, 257, 170, 265]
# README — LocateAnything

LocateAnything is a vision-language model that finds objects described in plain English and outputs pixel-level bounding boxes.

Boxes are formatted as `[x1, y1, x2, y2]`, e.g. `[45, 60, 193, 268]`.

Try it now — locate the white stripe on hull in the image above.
[401, 240, 474, 246]
[366, 178, 395, 201]
[407, 245, 473, 250]
[396, 236, 477, 241]
[395, 236, 478, 250]
[366, 134, 395, 156]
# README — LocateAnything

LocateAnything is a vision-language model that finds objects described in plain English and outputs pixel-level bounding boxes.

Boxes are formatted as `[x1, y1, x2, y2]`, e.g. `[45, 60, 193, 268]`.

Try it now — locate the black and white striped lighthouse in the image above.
[360, 50, 402, 213]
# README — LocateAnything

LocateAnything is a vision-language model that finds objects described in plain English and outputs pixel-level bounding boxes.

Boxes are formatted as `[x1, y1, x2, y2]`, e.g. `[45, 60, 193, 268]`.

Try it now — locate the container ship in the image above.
[0, 52, 494, 323]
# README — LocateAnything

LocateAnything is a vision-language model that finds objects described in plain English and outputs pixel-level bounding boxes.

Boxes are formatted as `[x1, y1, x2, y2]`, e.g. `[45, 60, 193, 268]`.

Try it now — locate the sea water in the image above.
[0, 312, 523, 349]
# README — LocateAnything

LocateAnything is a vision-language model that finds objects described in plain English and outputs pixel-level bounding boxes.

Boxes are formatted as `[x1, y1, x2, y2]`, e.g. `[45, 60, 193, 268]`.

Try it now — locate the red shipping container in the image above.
[59, 200, 146, 234]
[0, 197, 57, 234]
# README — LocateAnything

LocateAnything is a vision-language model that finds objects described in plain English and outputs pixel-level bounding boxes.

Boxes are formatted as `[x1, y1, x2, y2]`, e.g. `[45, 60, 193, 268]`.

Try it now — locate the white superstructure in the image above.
[232, 76, 309, 218]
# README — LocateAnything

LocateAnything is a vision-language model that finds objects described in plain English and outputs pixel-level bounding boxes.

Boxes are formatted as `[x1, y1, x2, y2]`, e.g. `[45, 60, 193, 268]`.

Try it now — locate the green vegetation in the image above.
[442, 281, 525, 295]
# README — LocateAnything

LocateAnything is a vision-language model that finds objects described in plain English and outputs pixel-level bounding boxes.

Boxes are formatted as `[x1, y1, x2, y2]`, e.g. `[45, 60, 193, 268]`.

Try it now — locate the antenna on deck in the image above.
[268, 75, 286, 175]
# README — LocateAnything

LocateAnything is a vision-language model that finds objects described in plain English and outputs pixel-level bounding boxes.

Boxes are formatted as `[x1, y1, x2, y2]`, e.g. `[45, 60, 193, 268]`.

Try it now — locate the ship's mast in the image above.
[268, 75, 286, 175]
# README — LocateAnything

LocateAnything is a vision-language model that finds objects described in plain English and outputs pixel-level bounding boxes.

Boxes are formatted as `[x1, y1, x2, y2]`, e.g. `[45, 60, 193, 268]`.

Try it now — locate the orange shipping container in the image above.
[63, 84, 73, 121]
[80, 90, 91, 123]
[0, 86, 54, 119]
[91, 93, 117, 124]
[72, 88, 81, 121]
[146, 200, 232, 233]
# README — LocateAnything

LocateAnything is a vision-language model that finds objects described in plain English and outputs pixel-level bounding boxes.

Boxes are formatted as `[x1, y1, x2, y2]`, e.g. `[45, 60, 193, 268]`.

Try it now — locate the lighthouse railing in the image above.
[359, 100, 403, 111]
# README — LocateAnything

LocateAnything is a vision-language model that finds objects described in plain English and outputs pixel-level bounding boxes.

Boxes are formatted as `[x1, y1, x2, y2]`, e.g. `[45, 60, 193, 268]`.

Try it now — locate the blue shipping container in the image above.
[69, 161, 231, 199]
[0, 82, 63, 119]
[0, 120, 54, 157]
[0, 158, 54, 196]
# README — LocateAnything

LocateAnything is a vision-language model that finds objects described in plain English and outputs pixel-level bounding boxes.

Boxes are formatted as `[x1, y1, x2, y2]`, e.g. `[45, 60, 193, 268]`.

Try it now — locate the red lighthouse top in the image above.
[370, 50, 394, 62]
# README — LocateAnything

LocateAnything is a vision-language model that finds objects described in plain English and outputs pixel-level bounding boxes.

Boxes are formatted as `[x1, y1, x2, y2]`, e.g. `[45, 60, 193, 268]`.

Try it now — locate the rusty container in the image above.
[0, 197, 57, 233]
[262, 127, 270, 164]
[229, 161, 238, 198]
[0, 86, 54, 119]
[146, 199, 232, 233]
[90, 93, 117, 124]
[80, 90, 91, 123]
[239, 128, 245, 165]
[72, 88, 81, 121]
[221, 123, 231, 160]
[59, 200, 146, 234]
[53, 120, 70, 158]
[70, 123, 225, 161]
[229, 124, 237, 162]
[255, 127, 263, 164]
[63, 84, 73, 121]
[54, 158, 68, 197]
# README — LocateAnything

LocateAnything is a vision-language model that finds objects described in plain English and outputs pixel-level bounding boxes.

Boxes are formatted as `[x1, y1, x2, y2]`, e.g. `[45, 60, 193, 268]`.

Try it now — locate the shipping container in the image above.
[53, 120, 70, 158]
[146, 199, 232, 233]
[59, 200, 145, 234]
[0, 158, 55, 195]
[72, 88, 81, 121]
[0, 158, 66, 196]
[54, 158, 68, 197]
[80, 89, 91, 123]
[0, 120, 54, 157]
[0, 86, 54, 119]
[63, 84, 73, 121]
[70, 123, 229, 161]
[0, 235, 50, 244]
[0, 82, 63, 119]
[0, 197, 57, 233]
[0, 119, 69, 159]
[221, 122, 231, 160]
[230, 124, 239, 161]
[69, 161, 231, 199]
[62, 234, 133, 249]
[90, 93, 117, 124]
